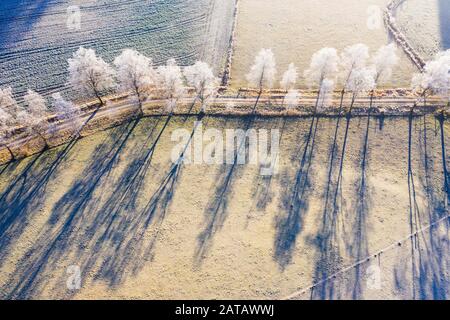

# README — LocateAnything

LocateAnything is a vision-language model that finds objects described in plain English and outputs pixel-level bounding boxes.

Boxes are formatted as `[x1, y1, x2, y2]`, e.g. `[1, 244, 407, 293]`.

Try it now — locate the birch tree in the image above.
[284, 89, 300, 112]
[23, 90, 50, 147]
[0, 87, 19, 113]
[412, 50, 450, 108]
[51, 92, 81, 137]
[68, 47, 116, 106]
[246, 48, 277, 93]
[304, 47, 339, 113]
[114, 49, 156, 115]
[340, 44, 370, 90]
[372, 43, 399, 84]
[157, 59, 185, 114]
[346, 67, 376, 112]
[0, 108, 15, 160]
[280, 63, 298, 91]
[317, 79, 335, 112]
[184, 61, 219, 112]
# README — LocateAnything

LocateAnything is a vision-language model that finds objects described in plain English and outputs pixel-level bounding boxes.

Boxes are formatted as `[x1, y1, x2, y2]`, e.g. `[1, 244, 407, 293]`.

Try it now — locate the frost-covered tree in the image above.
[0, 108, 15, 160]
[24, 90, 48, 116]
[184, 61, 219, 112]
[411, 50, 450, 107]
[23, 90, 50, 147]
[304, 48, 339, 113]
[317, 79, 335, 112]
[68, 47, 116, 106]
[114, 49, 156, 115]
[51, 92, 81, 136]
[304, 48, 339, 87]
[0, 87, 19, 113]
[280, 63, 298, 91]
[346, 67, 376, 112]
[372, 43, 399, 84]
[16, 108, 49, 149]
[246, 48, 277, 92]
[340, 44, 370, 90]
[284, 89, 300, 112]
[157, 59, 185, 113]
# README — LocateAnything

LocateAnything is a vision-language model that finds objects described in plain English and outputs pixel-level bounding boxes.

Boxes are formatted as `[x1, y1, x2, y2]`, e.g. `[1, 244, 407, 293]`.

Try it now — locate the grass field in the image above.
[0, 0, 235, 99]
[230, 0, 420, 89]
[0, 115, 448, 299]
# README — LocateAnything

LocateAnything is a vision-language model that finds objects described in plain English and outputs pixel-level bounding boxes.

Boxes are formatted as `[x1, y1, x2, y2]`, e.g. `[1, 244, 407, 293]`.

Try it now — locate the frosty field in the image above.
[396, 0, 450, 60]
[0, 0, 449, 301]
[0, 115, 448, 299]
[230, 0, 450, 88]
[0, 0, 235, 99]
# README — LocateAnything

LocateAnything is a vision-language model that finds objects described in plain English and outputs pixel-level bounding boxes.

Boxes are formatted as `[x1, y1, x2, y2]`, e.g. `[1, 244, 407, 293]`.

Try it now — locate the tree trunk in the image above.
[37, 131, 49, 150]
[94, 90, 104, 106]
[338, 89, 345, 115]
[348, 93, 357, 114]
[5, 144, 15, 162]
[253, 88, 263, 113]
[136, 88, 144, 117]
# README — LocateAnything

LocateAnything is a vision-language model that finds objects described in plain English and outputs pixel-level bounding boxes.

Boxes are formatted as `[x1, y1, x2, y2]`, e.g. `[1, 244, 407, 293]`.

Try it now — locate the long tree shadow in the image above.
[273, 115, 320, 269]
[248, 118, 287, 220]
[0, 119, 140, 299]
[0, 105, 106, 267]
[411, 114, 450, 300]
[195, 95, 263, 265]
[80, 116, 196, 287]
[310, 113, 354, 300]
[75, 115, 204, 289]
[0, 134, 81, 268]
[195, 116, 253, 264]
[407, 111, 422, 299]
[439, 115, 449, 204]
[349, 113, 372, 299]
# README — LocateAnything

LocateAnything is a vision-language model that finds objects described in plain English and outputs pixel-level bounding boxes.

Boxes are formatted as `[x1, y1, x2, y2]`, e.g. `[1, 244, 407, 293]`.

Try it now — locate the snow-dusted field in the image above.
[0, 116, 448, 299]
[230, 0, 449, 89]
[0, 0, 235, 99]
[396, 0, 450, 60]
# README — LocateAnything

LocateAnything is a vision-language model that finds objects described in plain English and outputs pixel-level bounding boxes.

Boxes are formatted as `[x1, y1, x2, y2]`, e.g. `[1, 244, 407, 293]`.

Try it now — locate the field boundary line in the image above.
[283, 212, 450, 300]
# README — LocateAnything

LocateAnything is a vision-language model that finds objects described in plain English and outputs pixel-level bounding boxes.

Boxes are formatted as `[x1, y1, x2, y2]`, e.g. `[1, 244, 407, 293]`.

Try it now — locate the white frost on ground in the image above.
[396, 0, 450, 60]
[0, 0, 235, 99]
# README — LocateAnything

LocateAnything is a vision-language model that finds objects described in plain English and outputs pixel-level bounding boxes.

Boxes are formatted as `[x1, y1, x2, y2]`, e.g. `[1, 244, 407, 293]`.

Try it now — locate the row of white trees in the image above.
[1, 44, 449, 161]
[0, 47, 220, 160]
[246, 44, 400, 113]
[247, 44, 450, 113]
[68, 47, 220, 114]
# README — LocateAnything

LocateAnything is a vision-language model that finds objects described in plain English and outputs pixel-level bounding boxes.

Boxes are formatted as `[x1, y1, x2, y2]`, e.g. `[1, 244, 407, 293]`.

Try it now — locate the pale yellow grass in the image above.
[0, 116, 448, 299]
[230, 0, 418, 89]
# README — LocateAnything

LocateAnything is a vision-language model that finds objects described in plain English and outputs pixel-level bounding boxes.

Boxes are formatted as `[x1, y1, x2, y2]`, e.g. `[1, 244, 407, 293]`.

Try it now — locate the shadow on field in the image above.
[309, 115, 349, 300]
[0, 138, 79, 268]
[1, 114, 448, 299]
[195, 95, 265, 265]
[439, 116, 450, 203]
[195, 115, 254, 265]
[249, 118, 286, 215]
[69, 117, 171, 286]
[0, 120, 139, 299]
[405, 115, 449, 300]
[274, 116, 319, 269]
[348, 114, 372, 299]
[81, 115, 204, 287]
